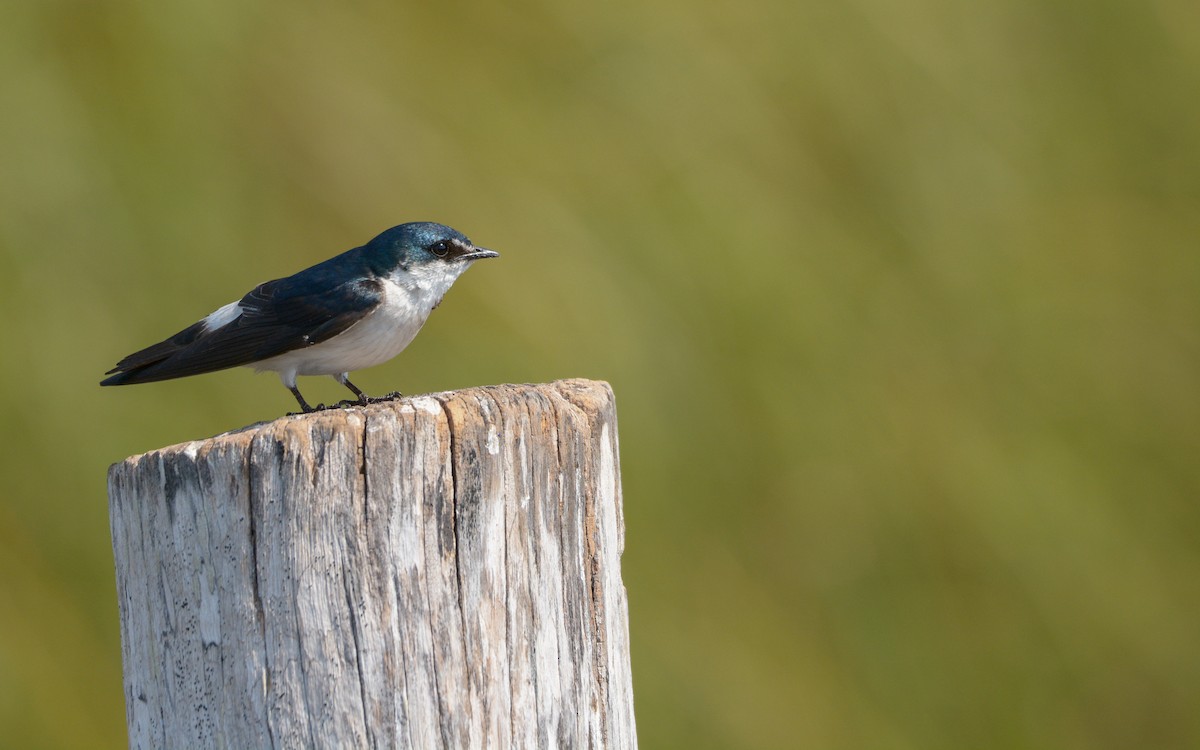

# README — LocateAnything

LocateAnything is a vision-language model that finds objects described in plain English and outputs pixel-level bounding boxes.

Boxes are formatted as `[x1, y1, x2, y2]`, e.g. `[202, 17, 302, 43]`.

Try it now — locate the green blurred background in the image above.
[2, 0, 1199, 747]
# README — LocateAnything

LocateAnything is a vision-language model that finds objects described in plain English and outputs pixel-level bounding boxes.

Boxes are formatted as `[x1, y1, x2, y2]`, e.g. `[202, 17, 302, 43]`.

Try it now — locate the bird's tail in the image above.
[100, 366, 170, 386]
[100, 320, 209, 386]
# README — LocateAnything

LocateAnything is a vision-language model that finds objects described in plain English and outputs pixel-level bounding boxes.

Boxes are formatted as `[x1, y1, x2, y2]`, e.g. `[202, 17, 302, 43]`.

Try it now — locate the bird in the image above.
[101, 221, 499, 413]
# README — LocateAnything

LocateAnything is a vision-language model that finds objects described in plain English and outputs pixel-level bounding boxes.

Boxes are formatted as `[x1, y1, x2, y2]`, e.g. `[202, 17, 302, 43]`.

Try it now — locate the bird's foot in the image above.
[292, 392, 404, 414]
[349, 391, 405, 407]
[286, 402, 330, 416]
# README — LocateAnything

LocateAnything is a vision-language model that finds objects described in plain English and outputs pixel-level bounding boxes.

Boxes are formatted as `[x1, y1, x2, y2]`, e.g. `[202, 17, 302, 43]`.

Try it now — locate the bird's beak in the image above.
[462, 246, 500, 261]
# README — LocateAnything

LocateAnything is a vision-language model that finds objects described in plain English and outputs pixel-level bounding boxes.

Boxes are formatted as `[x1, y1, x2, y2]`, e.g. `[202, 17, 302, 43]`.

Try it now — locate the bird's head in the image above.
[364, 222, 499, 289]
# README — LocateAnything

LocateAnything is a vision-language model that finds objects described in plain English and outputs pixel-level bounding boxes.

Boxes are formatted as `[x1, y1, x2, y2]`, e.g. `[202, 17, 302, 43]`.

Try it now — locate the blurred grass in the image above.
[2, 0, 1199, 747]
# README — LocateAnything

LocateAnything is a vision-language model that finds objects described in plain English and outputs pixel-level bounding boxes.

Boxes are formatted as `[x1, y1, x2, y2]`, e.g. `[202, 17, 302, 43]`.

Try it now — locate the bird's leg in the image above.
[336, 374, 402, 405]
[289, 385, 316, 413]
[338, 374, 370, 404]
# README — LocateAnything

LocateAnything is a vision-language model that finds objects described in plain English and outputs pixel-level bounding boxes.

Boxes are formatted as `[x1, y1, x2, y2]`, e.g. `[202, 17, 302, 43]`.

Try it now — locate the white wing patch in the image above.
[203, 301, 243, 331]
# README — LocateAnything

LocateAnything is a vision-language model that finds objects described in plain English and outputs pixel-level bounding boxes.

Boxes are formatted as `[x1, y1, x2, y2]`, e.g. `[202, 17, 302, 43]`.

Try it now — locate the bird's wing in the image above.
[101, 276, 384, 385]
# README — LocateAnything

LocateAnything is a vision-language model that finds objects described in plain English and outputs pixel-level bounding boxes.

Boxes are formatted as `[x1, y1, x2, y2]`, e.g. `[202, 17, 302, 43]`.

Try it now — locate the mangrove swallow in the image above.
[101, 221, 499, 412]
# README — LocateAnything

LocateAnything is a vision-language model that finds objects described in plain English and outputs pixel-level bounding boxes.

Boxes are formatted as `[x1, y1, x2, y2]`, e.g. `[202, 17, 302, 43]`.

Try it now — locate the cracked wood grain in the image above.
[108, 379, 636, 750]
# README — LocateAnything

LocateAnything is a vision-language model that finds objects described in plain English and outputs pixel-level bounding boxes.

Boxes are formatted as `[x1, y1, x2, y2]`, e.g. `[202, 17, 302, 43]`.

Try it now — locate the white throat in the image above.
[390, 259, 475, 309]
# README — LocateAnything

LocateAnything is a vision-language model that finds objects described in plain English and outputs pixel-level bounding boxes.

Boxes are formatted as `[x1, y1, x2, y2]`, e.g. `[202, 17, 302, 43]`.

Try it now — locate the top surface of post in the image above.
[109, 378, 615, 469]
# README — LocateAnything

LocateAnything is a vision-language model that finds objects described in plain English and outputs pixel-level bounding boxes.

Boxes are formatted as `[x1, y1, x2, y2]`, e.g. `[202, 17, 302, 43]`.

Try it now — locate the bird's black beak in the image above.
[462, 246, 500, 261]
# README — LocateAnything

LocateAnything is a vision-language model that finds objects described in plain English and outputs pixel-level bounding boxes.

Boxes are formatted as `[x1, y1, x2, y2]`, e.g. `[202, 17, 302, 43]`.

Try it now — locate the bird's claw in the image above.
[356, 391, 405, 406]
[286, 402, 330, 416]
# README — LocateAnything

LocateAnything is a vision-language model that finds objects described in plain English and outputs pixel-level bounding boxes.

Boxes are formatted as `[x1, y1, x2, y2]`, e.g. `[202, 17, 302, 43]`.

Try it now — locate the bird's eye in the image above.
[429, 240, 451, 258]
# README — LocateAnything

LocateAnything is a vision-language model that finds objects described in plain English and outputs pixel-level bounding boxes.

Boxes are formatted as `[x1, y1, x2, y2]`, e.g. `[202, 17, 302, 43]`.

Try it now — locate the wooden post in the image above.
[107, 379, 636, 749]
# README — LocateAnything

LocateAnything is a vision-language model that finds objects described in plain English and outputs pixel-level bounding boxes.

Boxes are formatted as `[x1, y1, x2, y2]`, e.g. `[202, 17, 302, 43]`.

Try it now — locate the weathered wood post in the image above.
[107, 379, 636, 749]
